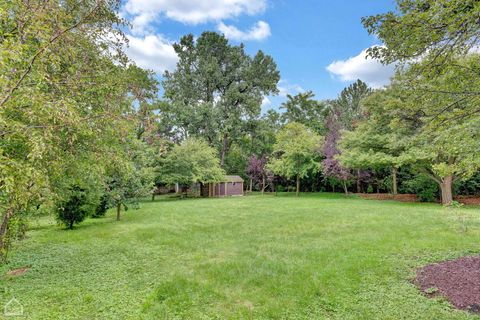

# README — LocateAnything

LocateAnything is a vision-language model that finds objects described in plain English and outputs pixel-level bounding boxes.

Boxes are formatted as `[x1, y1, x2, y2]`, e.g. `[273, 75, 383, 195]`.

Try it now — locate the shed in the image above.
[205, 175, 244, 197]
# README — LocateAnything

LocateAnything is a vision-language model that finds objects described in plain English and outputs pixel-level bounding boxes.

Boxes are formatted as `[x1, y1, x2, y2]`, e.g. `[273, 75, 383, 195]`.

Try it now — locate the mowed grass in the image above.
[1, 193, 480, 319]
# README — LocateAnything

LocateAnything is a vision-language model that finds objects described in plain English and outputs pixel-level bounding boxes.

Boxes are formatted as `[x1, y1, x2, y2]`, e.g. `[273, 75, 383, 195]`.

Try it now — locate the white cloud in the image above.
[124, 34, 178, 73]
[123, 0, 267, 34]
[326, 47, 395, 88]
[278, 80, 305, 97]
[261, 96, 272, 107]
[218, 21, 271, 41]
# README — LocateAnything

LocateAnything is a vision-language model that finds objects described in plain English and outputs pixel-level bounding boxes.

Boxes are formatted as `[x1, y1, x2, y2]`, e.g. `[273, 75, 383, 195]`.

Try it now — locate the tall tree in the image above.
[268, 123, 322, 196]
[280, 91, 327, 134]
[334, 80, 372, 130]
[0, 0, 150, 257]
[162, 32, 280, 166]
[338, 88, 410, 195]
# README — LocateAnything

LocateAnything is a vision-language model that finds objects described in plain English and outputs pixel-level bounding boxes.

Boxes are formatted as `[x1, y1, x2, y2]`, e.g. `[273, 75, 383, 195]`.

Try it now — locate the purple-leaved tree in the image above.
[246, 155, 273, 193]
[322, 112, 352, 194]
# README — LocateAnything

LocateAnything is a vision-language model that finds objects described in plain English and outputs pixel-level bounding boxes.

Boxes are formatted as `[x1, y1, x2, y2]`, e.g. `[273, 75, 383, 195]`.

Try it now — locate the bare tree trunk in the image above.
[151, 193, 155, 201]
[249, 179, 253, 193]
[220, 134, 228, 166]
[391, 167, 398, 195]
[342, 180, 348, 195]
[439, 175, 454, 205]
[262, 175, 265, 195]
[296, 174, 300, 197]
[116, 203, 121, 221]
[356, 169, 361, 193]
[0, 208, 13, 256]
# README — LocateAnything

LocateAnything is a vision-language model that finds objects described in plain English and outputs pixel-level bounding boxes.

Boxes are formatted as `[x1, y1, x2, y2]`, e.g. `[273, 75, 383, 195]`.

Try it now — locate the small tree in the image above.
[160, 138, 225, 195]
[105, 139, 155, 221]
[246, 155, 273, 193]
[268, 123, 322, 196]
[56, 186, 90, 229]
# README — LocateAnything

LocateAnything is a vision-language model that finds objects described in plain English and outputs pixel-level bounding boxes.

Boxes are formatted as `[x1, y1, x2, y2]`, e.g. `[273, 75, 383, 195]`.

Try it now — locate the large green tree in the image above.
[268, 123, 322, 196]
[362, 0, 480, 125]
[0, 0, 151, 257]
[280, 91, 327, 134]
[338, 87, 410, 195]
[159, 138, 225, 194]
[162, 32, 280, 166]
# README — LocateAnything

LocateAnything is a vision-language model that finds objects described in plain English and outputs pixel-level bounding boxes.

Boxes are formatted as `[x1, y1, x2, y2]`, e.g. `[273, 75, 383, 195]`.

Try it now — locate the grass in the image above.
[1, 193, 480, 319]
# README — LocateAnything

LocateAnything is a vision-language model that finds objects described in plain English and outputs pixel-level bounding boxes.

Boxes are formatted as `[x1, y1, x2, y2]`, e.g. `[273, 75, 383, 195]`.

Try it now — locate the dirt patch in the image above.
[357, 193, 418, 202]
[455, 196, 480, 206]
[415, 255, 480, 313]
[6, 266, 29, 277]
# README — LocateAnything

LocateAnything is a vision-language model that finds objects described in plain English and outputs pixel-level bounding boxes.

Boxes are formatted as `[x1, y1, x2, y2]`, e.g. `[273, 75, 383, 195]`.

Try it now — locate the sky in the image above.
[120, 0, 397, 111]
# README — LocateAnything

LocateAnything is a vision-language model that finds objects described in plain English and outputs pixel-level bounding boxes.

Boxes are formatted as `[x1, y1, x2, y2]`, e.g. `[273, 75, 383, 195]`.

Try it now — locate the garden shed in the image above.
[204, 175, 244, 197]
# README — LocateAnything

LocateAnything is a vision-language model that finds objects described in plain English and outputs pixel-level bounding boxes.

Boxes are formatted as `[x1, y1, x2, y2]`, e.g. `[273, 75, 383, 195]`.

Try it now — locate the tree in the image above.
[362, 0, 480, 125]
[159, 138, 225, 194]
[56, 186, 94, 229]
[268, 123, 322, 196]
[280, 91, 327, 134]
[322, 113, 352, 194]
[246, 155, 273, 193]
[162, 32, 280, 166]
[338, 88, 410, 195]
[333, 80, 372, 130]
[0, 0, 139, 258]
[362, 0, 480, 66]
[104, 138, 155, 221]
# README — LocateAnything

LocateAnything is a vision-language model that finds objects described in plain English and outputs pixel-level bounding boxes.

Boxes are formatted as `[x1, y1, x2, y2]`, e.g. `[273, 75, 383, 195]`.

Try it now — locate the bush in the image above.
[401, 175, 439, 202]
[92, 194, 109, 218]
[56, 186, 90, 229]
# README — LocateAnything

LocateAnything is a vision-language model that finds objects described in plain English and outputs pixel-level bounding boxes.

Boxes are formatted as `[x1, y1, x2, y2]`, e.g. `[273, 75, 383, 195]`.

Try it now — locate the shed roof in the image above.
[224, 175, 244, 183]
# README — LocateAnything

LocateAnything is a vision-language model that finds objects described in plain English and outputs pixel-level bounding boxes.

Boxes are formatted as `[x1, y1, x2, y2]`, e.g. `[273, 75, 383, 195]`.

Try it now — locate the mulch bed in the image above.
[357, 193, 418, 202]
[415, 255, 480, 313]
[357, 193, 480, 205]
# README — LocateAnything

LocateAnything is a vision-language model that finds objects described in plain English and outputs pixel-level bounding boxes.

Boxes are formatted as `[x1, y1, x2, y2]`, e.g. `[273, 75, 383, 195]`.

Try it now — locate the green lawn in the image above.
[1, 193, 480, 319]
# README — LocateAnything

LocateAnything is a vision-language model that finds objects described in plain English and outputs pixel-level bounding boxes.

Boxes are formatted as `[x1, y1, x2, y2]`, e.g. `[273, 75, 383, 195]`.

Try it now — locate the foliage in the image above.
[322, 113, 351, 192]
[104, 138, 155, 220]
[92, 194, 109, 218]
[159, 138, 225, 186]
[0, 0, 142, 257]
[162, 32, 280, 165]
[401, 174, 439, 202]
[362, 0, 480, 66]
[56, 186, 94, 229]
[280, 91, 326, 134]
[268, 123, 322, 195]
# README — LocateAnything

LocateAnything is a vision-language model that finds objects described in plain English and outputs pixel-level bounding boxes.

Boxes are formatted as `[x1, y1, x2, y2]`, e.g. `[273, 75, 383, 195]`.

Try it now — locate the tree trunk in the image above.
[116, 203, 121, 221]
[0, 208, 13, 256]
[69, 220, 74, 230]
[439, 175, 454, 205]
[151, 193, 155, 201]
[262, 175, 265, 195]
[220, 134, 228, 166]
[249, 179, 253, 193]
[342, 180, 348, 195]
[392, 167, 398, 195]
[296, 174, 300, 197]
[356, 169, 361, 193]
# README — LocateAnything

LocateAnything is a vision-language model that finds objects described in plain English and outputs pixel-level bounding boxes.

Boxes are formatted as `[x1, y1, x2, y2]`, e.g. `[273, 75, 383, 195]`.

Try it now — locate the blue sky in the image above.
[120, 0, 397, 110]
